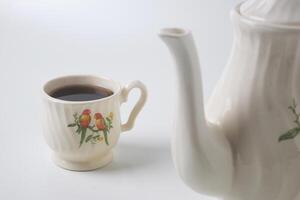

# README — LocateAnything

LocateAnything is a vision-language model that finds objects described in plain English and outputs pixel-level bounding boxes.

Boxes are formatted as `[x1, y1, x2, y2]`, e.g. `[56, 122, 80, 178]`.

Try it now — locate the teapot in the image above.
[159, 0, 300, 199]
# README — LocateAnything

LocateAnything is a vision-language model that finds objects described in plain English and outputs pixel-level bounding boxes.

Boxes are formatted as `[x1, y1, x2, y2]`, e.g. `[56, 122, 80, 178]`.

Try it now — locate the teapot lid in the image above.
[240, 0, 300, 25]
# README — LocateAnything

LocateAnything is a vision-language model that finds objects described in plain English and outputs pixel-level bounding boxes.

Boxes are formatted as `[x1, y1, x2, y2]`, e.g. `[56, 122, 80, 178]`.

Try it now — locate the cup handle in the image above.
[120, 80, 147, 132]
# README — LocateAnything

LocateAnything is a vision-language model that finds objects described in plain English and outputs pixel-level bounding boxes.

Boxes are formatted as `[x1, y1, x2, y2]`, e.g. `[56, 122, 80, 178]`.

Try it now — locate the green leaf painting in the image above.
[279, 128, 300, 142]
[67, 109, 114, 147]
[279, 99, 300, 142]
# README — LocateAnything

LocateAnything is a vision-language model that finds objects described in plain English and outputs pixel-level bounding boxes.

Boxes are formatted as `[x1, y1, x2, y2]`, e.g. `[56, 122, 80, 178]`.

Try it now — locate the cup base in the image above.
[52, 151, 113, 171]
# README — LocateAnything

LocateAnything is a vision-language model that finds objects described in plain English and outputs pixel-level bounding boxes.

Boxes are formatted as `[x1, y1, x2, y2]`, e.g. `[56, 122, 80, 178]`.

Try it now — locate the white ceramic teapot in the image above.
[159, 0, 300, 200]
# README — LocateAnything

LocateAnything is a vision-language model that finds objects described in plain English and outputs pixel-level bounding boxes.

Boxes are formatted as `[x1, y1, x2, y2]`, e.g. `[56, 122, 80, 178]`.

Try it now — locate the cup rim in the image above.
[42, 74, 122, 105]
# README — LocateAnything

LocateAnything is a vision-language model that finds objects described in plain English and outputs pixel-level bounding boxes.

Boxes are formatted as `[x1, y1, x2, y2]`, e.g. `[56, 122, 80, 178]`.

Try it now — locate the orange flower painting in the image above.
[68, 110, 113, 147]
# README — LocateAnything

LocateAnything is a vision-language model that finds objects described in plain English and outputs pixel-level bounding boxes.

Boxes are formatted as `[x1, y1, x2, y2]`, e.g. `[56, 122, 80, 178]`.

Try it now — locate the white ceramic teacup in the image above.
[41, 75, 147, 171]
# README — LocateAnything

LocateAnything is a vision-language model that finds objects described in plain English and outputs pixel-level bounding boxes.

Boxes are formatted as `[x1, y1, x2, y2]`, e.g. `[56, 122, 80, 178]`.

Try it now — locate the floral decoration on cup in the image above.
[67, 109, 113, 147]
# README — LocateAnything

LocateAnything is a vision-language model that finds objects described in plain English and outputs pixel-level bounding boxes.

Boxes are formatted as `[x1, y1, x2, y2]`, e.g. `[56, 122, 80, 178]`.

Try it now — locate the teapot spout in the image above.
[159, 28, 234, 196]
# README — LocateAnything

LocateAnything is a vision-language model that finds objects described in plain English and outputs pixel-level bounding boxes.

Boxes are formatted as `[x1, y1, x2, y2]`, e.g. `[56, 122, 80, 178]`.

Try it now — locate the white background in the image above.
[0, 0, 240, 199]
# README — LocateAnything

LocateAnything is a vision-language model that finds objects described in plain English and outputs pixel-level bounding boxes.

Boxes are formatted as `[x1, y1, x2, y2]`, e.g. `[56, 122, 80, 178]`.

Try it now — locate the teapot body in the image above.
[207, 4, 300, 200]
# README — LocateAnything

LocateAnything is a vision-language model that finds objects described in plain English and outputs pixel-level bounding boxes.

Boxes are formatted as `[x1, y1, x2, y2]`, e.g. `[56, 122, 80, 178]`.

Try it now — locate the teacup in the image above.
[41, 75, 147, 171]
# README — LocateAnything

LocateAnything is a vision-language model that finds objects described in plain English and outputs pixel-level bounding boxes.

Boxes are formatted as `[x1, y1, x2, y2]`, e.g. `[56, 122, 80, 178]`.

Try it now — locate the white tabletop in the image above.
[0, 0, 240, 199]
